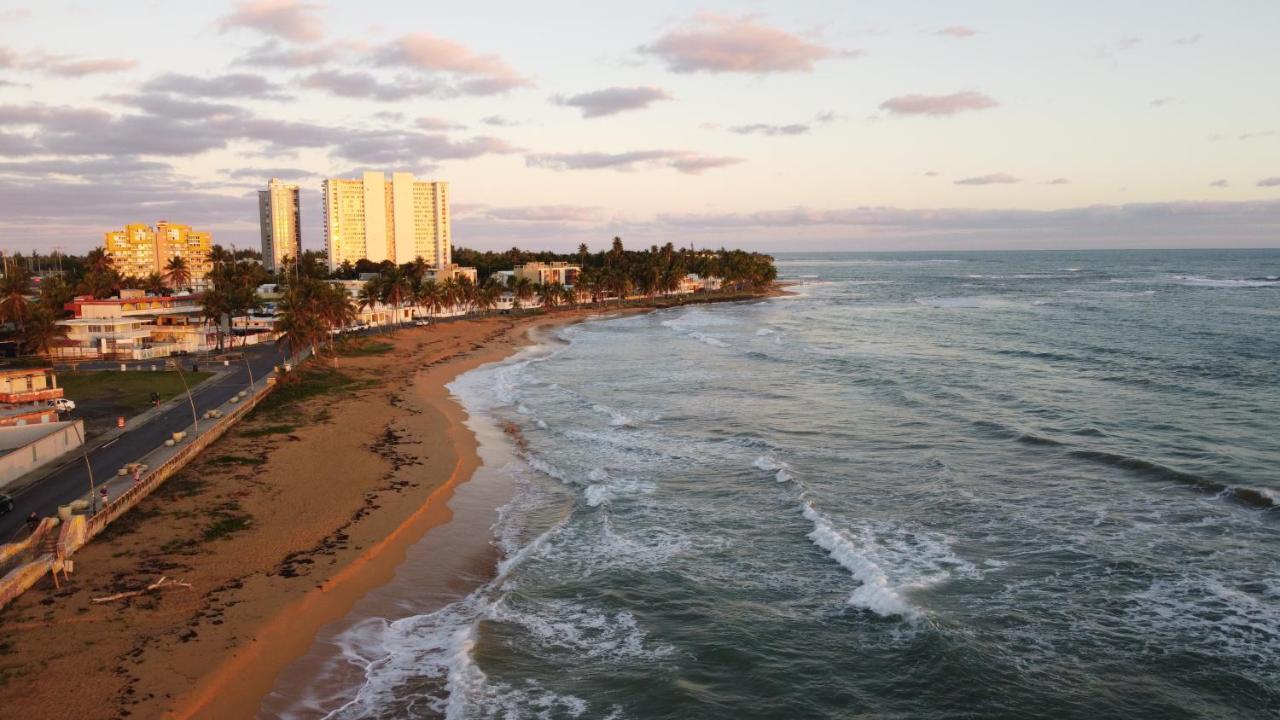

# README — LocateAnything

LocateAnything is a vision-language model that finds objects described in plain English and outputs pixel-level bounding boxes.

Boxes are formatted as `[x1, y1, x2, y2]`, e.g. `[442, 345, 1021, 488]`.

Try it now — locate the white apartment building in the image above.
[323, 172, 451, 271]
[259, 179, 301, 272]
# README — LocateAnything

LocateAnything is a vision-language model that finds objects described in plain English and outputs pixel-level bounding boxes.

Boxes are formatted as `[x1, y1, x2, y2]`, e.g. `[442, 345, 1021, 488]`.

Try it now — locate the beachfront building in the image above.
[104, 221, 213, 285]
[323, 171, 451, 271]
[53, 289, 273, 360]
[513, 262, 580, 286]
[326, 280, 416, 328]
[258, 179, 301, 272]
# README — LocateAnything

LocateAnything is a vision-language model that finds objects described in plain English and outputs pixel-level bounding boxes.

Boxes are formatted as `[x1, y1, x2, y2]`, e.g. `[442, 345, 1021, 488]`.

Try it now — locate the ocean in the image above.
[275, 249, 1280, 719]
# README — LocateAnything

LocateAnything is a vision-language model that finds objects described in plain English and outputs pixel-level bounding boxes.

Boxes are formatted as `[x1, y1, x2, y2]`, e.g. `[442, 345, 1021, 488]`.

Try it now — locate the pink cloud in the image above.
[217, 0, 325, 43]
[639, 13, 847, 74]
[935, 26, 977, 39]
[1210, 179, 1229, 188]
[1259, 177, 1280, 187]
[375, 32, 530, 95]
[1, 48, 137, 77]
[880, 91, 998, 116]
[955, 173, 1020, 185]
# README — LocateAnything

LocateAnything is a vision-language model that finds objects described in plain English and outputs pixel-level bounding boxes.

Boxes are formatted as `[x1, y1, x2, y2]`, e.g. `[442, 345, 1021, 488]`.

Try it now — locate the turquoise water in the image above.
[312, 250, 1280, 719]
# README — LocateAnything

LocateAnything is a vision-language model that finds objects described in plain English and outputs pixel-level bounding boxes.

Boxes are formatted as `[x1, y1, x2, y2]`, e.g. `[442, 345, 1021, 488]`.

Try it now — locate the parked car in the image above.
[47, 398, 76, 412]
[414, 319, 431, 327]
[0, 494, 13, 516]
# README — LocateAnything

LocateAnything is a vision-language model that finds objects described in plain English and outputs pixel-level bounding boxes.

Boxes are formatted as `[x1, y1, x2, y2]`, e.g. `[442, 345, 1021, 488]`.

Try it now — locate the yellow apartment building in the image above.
[323, 171, 451, 271]
[103, 222, 213, 284]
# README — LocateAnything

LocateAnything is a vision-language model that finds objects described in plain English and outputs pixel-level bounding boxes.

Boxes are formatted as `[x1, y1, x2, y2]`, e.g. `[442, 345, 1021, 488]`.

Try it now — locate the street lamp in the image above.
[172, 361, 199, 433]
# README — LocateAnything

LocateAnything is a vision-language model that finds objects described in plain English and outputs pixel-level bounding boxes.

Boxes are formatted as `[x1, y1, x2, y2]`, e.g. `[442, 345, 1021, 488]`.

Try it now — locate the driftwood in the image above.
[91, 576, 193, 604]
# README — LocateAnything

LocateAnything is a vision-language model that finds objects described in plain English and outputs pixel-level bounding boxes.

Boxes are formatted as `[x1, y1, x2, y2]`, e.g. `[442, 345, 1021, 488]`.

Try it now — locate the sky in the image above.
[1, 0, 1278, 255]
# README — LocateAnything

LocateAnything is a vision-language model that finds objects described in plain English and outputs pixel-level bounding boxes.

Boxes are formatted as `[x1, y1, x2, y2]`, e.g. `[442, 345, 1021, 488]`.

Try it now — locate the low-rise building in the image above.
[0, 368, 64, 404]
[514, 262, 580, 286]
[54, 290, 215, 360]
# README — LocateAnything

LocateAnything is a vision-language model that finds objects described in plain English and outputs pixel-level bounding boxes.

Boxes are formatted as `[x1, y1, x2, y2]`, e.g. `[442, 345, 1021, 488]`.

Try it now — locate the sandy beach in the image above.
[0, 308, 601, 719]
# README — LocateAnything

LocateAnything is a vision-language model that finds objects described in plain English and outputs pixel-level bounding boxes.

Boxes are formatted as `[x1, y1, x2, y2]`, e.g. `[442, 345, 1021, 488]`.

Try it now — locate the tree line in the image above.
[0, 239, 775, 359]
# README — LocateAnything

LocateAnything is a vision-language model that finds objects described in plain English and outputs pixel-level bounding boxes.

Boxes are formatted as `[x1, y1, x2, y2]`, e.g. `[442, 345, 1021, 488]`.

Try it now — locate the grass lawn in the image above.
[59, 368, 215, 415]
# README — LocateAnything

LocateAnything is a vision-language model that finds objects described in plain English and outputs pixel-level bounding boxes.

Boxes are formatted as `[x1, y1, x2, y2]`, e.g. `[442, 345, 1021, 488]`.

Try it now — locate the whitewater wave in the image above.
[753, 455, 795, 483]
[1168, 275, 1280, 288]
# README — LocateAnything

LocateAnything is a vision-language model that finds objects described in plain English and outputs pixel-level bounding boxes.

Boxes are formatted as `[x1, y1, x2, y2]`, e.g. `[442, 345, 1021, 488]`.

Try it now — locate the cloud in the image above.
[0, 156, 172, 178]
[1259, 177, 1280, 187]
[0, 100, 517, 163]
[233, 40, 344, 68]
[934, 26, 977, 39]
[880, 91, 998, 116]
[639, 13, 846, 74]
[332, 132, 518, 164]
[526, 149, 741, 175]
[141, 73, 290, 100]
[1239, 130, 1276, 141]
[43, 57, 137, 76]
[217, 0, 325, 43]
[955, 173, 1020, 185]
[482, 115, 518, 127]
[1045, 178, 1071, 185]
[417, 116, 466, 131]
[301, 69, 443, 101]
[552, 86, 672, 118]
[374, 32, 530, 95]
[1209, 179, 1229, 188]
[223, 167, 317, 181]
[924, 171, 939, 177]
[1149, 97, 1174, 108]
[1094, 36, 1141, 61]
[480, 205, 602, 222]
[2, 47, 137, 77]
[654, 200, 1280, 239]
[1173, 34, 1201, 45]
[728, 123, 809, 136]
[0, 9, 31, 23]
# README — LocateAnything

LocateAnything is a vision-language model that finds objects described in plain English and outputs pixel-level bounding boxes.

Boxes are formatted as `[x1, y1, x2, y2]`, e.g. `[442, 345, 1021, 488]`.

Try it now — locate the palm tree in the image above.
[21, 307, 69, 357]
[537, 282, 561, 312]
[512, 276, 534, 311]
[0, 269, 33, 332]
[476, 278, 502, 316]
[201, 287, 233, 352]
[357, 278, 382, 327]
[144, 272, 168, 296]
[416, 280, 445, 318]
[319, 283, 356, 367]
[164, 256, 192, 290]
[84, 247, 113, 274]
[38, 276, 74, 317]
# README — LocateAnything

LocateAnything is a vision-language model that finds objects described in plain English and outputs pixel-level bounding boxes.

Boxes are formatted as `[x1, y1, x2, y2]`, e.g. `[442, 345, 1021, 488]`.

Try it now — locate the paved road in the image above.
[0, 344, 286, 540]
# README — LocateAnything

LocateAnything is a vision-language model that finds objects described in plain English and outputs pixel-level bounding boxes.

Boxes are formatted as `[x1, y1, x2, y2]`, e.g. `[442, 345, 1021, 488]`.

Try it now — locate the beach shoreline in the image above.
[0, 293, 769, 720]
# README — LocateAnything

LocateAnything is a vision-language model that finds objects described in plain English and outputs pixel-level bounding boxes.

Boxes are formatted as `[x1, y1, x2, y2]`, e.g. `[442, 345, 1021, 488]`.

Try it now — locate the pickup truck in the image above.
[47, 398, 76, 413]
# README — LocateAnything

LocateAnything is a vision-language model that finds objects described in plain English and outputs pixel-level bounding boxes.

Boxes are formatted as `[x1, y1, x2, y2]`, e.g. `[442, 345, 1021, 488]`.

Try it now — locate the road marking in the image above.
[101, 438, 119, 448]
